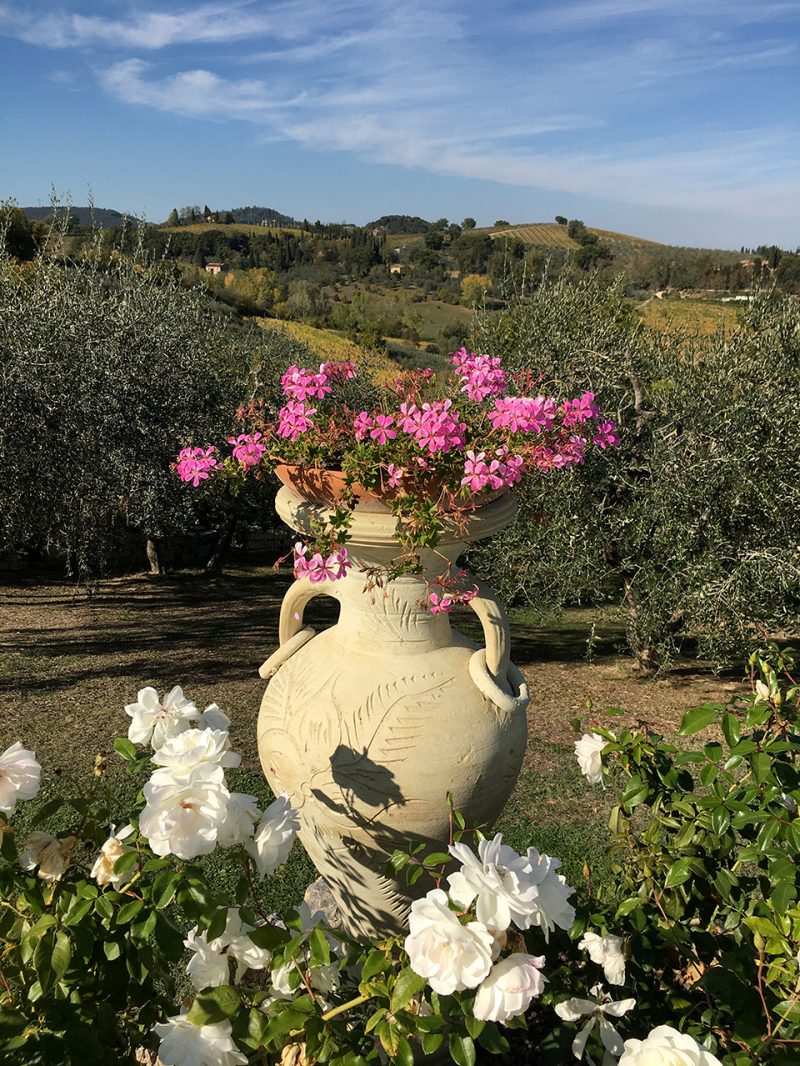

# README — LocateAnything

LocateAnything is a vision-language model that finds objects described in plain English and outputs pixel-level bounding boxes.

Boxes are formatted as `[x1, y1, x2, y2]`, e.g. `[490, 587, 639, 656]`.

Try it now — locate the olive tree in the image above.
[470, 275, 800, 669]
[0, 234, 254, 577]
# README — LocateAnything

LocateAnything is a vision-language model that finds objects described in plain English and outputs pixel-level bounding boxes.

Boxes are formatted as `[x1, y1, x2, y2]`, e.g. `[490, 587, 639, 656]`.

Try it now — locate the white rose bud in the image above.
[90, 825, 136, 887]
[574, 732, 607, 785]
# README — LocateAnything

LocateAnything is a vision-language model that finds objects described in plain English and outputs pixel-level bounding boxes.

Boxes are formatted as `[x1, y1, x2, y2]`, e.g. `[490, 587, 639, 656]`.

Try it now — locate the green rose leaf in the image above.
[187, 985, 242, 1025]
[449, 1033, 476, 1066]
[678, 704, 719, 735]
[390, 966, 427, 1013]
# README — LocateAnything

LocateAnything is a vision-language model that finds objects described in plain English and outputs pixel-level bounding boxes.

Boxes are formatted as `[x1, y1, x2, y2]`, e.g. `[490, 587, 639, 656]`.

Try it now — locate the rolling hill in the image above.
[21, 206, 137, 228]
[484, 222, 664, 249]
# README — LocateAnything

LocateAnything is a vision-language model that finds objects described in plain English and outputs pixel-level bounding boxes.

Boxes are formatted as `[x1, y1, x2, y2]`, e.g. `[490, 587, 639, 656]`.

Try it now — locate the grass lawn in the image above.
[0, 566, 742, 913]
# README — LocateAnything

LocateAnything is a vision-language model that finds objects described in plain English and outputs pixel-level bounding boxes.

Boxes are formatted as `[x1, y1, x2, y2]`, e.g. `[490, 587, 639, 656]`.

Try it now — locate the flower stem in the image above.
[321, 993, 370, 1022]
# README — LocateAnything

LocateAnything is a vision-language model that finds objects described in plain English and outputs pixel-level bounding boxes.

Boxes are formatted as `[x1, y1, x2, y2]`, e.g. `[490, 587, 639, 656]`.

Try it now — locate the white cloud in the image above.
[99, 59, 303, 119]
[3, 0, 798, 229]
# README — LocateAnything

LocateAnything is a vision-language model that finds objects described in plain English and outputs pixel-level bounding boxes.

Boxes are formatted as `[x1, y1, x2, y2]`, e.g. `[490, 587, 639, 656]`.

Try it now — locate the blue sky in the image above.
[1, 0, 798, 248]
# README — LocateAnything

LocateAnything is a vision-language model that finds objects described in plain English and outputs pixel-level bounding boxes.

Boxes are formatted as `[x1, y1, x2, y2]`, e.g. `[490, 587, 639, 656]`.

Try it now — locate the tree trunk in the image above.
[146, 537, 162, 576]
[205, 514, 238, 577]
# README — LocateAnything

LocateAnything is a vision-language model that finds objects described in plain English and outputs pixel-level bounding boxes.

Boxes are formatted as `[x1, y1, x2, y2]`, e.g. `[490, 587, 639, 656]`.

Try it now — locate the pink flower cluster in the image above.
[176, 446, 219, 487]
[277, 401, 316, 441]
[534, 435, 588, 470]
[293, 543, 352, 582]
[227, 432, 267, 469]
[462, 449, 525, 493]
[593, 419, 620, 449]
[488, 396, 558, 434]
[451, 348, 507, 402]
[561, 391, 600, 428]
[281, 364, 332, 402]
[321, 360, 356, 382]
[353, 412, 397, 444]
[398, 399, 467, 454]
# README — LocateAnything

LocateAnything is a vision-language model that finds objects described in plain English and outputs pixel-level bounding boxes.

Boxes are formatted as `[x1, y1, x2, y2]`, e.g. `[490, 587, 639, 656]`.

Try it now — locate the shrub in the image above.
[0, 234, 297, 577]
[470, 274, 800, 669]
[2, 650, 797, 1063]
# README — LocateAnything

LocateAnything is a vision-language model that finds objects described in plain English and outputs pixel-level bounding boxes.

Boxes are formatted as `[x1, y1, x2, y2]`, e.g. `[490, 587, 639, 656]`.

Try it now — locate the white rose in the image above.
[217, 792, 261, 848]
[151, 728, 241, 779]
[185, 910, 273, 990]
[579, 931, 626, 986]
[520, 848, 576, 940]
[618, 1025, 723, 1065]
[575, 732, 606, 785]
[404, 888, 494, 995]
[140, 767, 230, 859]
[473, 953, 547, 1022]
[198, 703, 231, 732]
[0, 742, 41, 815]
[448, 833, 551, 932]
[270, 958, 297, 999]
[245, 794, 300, 878]
[185, 926, 231, 990]
[90, 825, 136, 887]
[20, 832, 77, 882]
[126, 686, 199, 750]
[154, 1014, 247, 1066]
[555, 984, 637, 1062]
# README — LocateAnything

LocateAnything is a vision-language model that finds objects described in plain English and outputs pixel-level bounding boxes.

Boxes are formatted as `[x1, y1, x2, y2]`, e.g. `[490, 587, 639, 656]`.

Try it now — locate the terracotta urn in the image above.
[257, 483, 529, 938]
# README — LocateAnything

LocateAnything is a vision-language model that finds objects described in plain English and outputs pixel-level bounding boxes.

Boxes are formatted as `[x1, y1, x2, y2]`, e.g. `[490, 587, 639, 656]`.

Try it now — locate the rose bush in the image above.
[1, 646, 796, 1063]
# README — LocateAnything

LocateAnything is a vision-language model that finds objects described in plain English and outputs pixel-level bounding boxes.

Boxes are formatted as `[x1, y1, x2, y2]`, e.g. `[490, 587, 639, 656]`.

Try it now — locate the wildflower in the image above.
[277, 401, 316, 441]
[176, 446, 219, 486]
[385, 463, 404, 489]
[428, 592, 453, 615]
[593, 419, 620, 449]
[369, 413, 397, 444]
[353, 411, 374, 441]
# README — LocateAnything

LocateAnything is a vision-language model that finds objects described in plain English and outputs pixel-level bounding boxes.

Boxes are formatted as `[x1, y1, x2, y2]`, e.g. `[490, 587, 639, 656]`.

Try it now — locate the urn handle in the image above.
[258, 579, 338, 679]
[465, 579, 529, 715]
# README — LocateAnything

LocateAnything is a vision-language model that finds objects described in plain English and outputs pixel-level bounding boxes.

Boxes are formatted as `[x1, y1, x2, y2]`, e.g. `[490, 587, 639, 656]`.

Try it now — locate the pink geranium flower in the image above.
[370, 414, 397, 445]
[353, 411, 374, 441]
[176, 446, 218, 487]
[593, 419, 620, 449]
[228, 432, 267, 469]
[428, 592, 454, 615]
